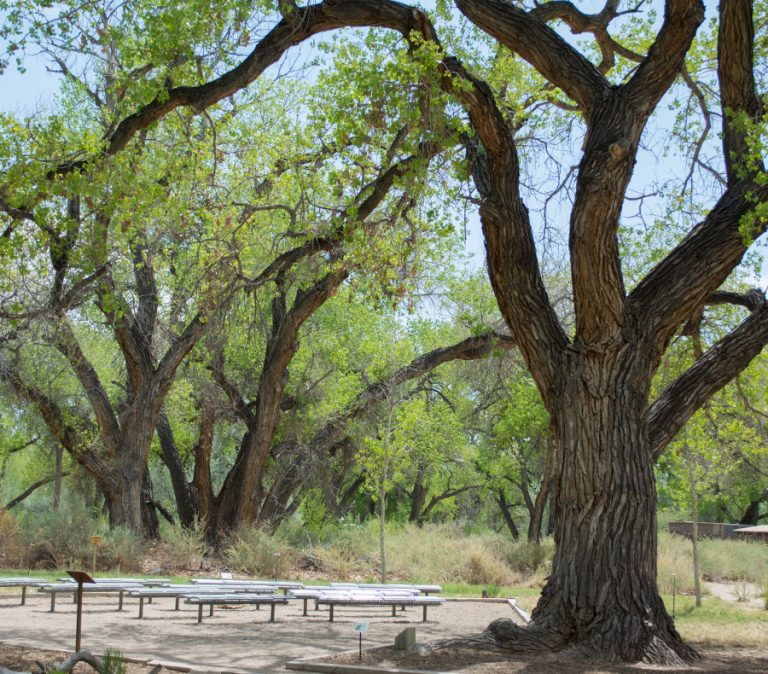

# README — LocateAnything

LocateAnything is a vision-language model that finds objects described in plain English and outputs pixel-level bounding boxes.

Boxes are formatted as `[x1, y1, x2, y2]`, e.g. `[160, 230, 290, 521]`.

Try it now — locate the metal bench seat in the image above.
[184, 592, 291, 623]
[292, 587, 420, 615]
[316, 594, 444, 622]
[190, 578, 303, 594]
[330, 582, 443, 594]
[0, 577, 47, 605]
[38, 580, 169, 612]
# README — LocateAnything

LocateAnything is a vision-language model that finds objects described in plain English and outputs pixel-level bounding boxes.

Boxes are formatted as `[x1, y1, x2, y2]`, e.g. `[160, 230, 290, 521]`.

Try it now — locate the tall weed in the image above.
[159, 520, 209, 571]
[224, 526, 293, 578]
[103, 527, 144, 572]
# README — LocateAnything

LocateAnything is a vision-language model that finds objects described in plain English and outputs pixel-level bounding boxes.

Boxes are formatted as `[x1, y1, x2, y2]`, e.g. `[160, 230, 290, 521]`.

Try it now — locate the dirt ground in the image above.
[321, 643, 768, 673]
[1, 587, 766, 673]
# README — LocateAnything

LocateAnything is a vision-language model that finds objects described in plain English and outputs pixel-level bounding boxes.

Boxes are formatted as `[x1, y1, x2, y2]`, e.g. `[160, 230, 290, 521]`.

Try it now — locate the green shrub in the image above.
[103, 527, 144, 572]
[500, 538, 555, 575]
[18, 506, 97, 569]
[224, 526, 293, 579]
[463, 547, 515, 586]
[159, 519, 209, 571]
[0, 509, 23, 567]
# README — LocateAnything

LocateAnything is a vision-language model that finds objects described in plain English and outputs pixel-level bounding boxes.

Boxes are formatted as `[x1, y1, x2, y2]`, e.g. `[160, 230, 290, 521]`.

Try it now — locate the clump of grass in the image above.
[658, 530, 768, 592]
[159, 519, 209, 571]
[101, 650, 126, 674]
[463, 545, 517, 586]
[224, 526, 293, 579]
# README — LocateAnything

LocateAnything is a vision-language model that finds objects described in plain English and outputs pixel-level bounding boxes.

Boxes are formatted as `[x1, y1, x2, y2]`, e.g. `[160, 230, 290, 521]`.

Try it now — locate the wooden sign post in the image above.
[66, 570, 95, 652]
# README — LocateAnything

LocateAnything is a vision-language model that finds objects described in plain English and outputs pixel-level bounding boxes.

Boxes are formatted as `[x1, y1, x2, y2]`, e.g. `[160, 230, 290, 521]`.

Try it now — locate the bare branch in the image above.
[5, 473, 70, 509]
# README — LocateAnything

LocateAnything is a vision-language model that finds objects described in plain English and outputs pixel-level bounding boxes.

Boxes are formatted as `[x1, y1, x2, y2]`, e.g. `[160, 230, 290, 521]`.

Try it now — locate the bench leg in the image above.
[20, 586, 26, 606]
[139, 597, 144, 619]
[50, 593, 56, 613]
[392, 605, 396, 617]
[118, 591, 124, 611]
[329, 605, 334, 622]
[270, 604, 276, 622]
[422, 605, 427, 622]
[175, 597, 180, 610]
[210, 604, 214, 617]
[197, 604, 203, 624]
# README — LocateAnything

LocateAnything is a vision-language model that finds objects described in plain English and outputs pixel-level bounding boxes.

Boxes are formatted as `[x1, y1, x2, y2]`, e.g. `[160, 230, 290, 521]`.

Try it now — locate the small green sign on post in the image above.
[354, 623, 368, 661]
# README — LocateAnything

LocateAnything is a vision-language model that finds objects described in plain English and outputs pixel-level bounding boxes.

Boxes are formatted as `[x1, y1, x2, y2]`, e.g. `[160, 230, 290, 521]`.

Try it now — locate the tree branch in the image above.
[50, 319, 122, 456]
[630, 179, 768, 362]
[717, 0, 765, 185]
[5, 473, 70, 510]
[308, 331, 516, 455]
[647, 301, 768, 459]
[624, 0, 704, 117]
[456, 0, 608, 113]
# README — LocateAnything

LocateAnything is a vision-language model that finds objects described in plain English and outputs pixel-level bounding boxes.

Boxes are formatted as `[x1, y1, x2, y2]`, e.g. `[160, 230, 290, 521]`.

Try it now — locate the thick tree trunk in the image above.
[488, 356, 695, 663]
[105, 473, 144, 532]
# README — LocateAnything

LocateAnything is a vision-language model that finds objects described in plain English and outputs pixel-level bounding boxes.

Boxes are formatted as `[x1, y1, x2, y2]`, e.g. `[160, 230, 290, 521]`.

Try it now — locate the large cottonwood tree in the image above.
[3, 0, 768, 665]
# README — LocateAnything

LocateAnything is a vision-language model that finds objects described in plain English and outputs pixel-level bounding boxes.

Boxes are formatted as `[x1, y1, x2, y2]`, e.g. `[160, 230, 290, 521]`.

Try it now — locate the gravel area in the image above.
[0, 590, 515, 673]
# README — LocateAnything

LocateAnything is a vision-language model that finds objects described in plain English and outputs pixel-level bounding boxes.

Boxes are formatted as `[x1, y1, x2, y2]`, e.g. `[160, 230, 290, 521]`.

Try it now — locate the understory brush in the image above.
[224, 526, 294, 578]
[158, 519, 209, 571]
[247, 521, 555, 586]
[657, 530, 768, 594]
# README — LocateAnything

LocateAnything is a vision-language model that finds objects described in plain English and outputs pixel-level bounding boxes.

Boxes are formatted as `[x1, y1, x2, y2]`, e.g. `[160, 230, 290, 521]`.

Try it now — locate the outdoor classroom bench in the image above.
[330, 582, 443, 595]
[316, 594, 445, 622]
[129, 584, 283, 618]
[292, 588, 420, 616]
[184, 592, 291, 624]
[0, 577, 47, 605]
[38, 581, 166, 612]
[190, 578, 303, 595]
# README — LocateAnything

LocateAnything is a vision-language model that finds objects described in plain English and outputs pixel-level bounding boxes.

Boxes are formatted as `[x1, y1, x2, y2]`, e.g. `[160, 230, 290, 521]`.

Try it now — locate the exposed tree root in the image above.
[423, 619, 698, 668]
[0, 650, 161, 674]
